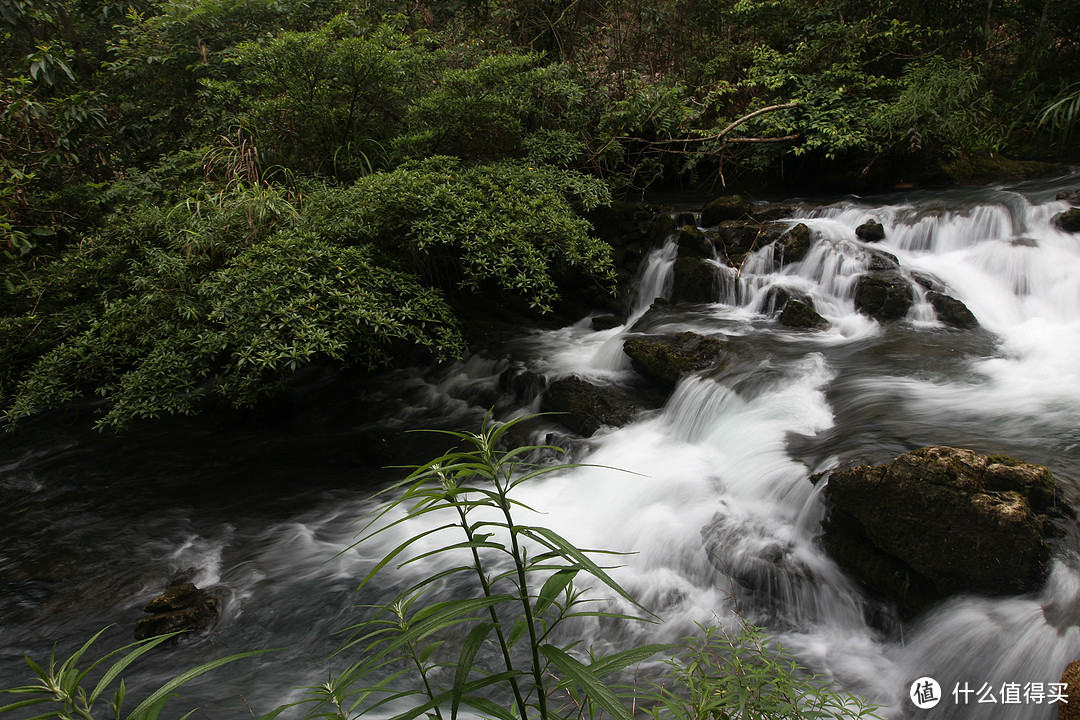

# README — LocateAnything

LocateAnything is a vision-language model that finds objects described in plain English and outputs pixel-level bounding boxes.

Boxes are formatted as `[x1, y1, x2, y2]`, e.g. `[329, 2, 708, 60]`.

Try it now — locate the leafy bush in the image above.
[0, 161, 613, 430]
[0, 627, 267, 720]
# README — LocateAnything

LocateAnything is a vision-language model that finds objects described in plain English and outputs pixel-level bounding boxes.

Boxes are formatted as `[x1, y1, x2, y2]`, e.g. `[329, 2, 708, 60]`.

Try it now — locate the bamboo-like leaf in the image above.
[450, 622, 494, 720]
[355, 523, 456, 591]
[521, 526, 647, 614]
[387, 671, 520, 720]
[533, 568, 577, 618]
[0, 698, 50, 714]
[507, 618, 527, 648]
[579, 643, 674, 678]
[458, 695, 518, 720]
[88, 634, 181, 704]
[125, 649, 276, 720]
[539, 644, 635, 720]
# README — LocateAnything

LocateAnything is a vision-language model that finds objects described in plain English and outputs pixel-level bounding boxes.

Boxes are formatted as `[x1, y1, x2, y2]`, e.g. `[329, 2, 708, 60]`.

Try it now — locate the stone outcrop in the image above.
[854, 271, 915, 320]
[821, 447, 1072, 615]
[855, 219, 886, 242]
[622, 332, 727, 389]
[541, 376, 655, 436]
[135, 581, 220, 641]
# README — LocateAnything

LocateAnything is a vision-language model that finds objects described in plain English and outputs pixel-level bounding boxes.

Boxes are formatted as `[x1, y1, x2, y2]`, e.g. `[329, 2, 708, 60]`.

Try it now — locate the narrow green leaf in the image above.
[125, 649, 276, 720]
[0, 698, 50, 714]
[89, 634, 180, 703]
[450, 622, 494, 720]
[533, 568, 578, 618]
[540, 644, 635, 720]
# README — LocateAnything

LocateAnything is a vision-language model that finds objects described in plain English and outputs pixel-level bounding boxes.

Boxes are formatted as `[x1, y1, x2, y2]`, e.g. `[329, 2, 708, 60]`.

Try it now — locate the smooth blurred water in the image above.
[3, 174, 1080, 719]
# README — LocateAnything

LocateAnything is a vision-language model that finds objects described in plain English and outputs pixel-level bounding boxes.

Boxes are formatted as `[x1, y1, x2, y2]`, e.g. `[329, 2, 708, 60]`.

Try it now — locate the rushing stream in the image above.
[3, 174, 1080, 719]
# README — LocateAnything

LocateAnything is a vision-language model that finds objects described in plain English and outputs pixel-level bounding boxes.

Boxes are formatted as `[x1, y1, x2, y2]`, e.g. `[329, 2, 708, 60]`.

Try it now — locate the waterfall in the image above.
[4, 175, 1080, 719]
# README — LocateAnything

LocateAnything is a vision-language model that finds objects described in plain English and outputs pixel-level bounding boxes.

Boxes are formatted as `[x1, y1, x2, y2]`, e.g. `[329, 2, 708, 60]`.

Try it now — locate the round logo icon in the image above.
[910, 676, 942, 709]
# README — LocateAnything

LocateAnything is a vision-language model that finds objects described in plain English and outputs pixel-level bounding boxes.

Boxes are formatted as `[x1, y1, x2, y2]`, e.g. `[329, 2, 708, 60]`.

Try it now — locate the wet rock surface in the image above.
[854, 271, 915, 320]
[135, 581, 220, 641]
[622, 331, 728, 389]
[821, 446, 1073, 616]
[541, 375, 660, 436]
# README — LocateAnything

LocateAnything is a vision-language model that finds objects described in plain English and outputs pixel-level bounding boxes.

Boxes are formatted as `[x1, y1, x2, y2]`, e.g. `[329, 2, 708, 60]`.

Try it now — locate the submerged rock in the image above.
[135, 582, 220, 641]
[927, 291, 978, 329]
[855, 219, 886, 242]
[541, 376, 653, 436]
[1056, 190, 1080, 206]
[622, 332, 726, 389]
[821, 447, 1072, 615]
[853, 272, 915, 320]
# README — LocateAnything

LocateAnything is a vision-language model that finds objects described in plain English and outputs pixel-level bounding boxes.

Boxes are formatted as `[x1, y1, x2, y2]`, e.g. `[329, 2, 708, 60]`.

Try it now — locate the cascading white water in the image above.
[4, 176, 1080, 719]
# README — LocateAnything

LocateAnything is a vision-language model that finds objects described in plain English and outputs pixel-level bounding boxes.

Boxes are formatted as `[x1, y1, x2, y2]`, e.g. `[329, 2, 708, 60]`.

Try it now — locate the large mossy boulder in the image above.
[671, 256, 720, 304]
[853, 272, 915, 320]
[541, 376, 651, 436]
[773, 223, 812, 265]
[821, 447, 1072, 615]
[700, 195, 753, 227]
[1054, 208, 1080, 233]
[622, 332, 726, 389]
[676, 225, 712, 258]
[134, 582, 220, 641]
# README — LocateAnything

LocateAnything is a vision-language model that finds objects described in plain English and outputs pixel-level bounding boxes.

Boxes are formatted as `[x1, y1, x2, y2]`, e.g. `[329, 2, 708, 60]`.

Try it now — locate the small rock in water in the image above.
[778, 299, 828, 330]
[1056, 189, 1080, 206]
[855, 219, 886, 242]
[134, 582, 220, 642]
[927, 291, 978, 329]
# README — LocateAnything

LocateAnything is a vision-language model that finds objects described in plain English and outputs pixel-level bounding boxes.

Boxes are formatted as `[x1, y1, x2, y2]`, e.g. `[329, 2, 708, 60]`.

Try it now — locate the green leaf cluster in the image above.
[0, 161, 612, 429]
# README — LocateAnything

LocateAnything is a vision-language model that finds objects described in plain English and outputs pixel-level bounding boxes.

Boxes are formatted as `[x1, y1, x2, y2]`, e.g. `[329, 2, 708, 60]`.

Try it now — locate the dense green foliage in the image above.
[2, 0, 1078, 427]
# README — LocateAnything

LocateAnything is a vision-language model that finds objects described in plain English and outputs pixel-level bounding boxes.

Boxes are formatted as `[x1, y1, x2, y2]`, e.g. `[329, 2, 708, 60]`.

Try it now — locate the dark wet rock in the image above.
[856, 219, 886, 242]
[867, 249, 900, 272]
[854, 272, 915, 320]
[673, 212, 696, 226]
[541, 376, 654, 436]
[1054, 208, 1080, 233]
[622, 332, 727, 389]
[135, 582, 220, 641]
[1056, 190, 1080, 206]
[671, 256, 720, 304]
[773, 223, 812, 265]
[701, 195, 753, 227]
[821, 447, 1072, 616]
[712, 220, 789, 265]
[591, 314, 623, 331]
[778, 299, 828, 330]
[910, 271, 941, 290]
[927, 291, 978, 329]
[752, 203, 798, 223]
[762, 286, 792, 314]
[677, 224, 712, 258]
